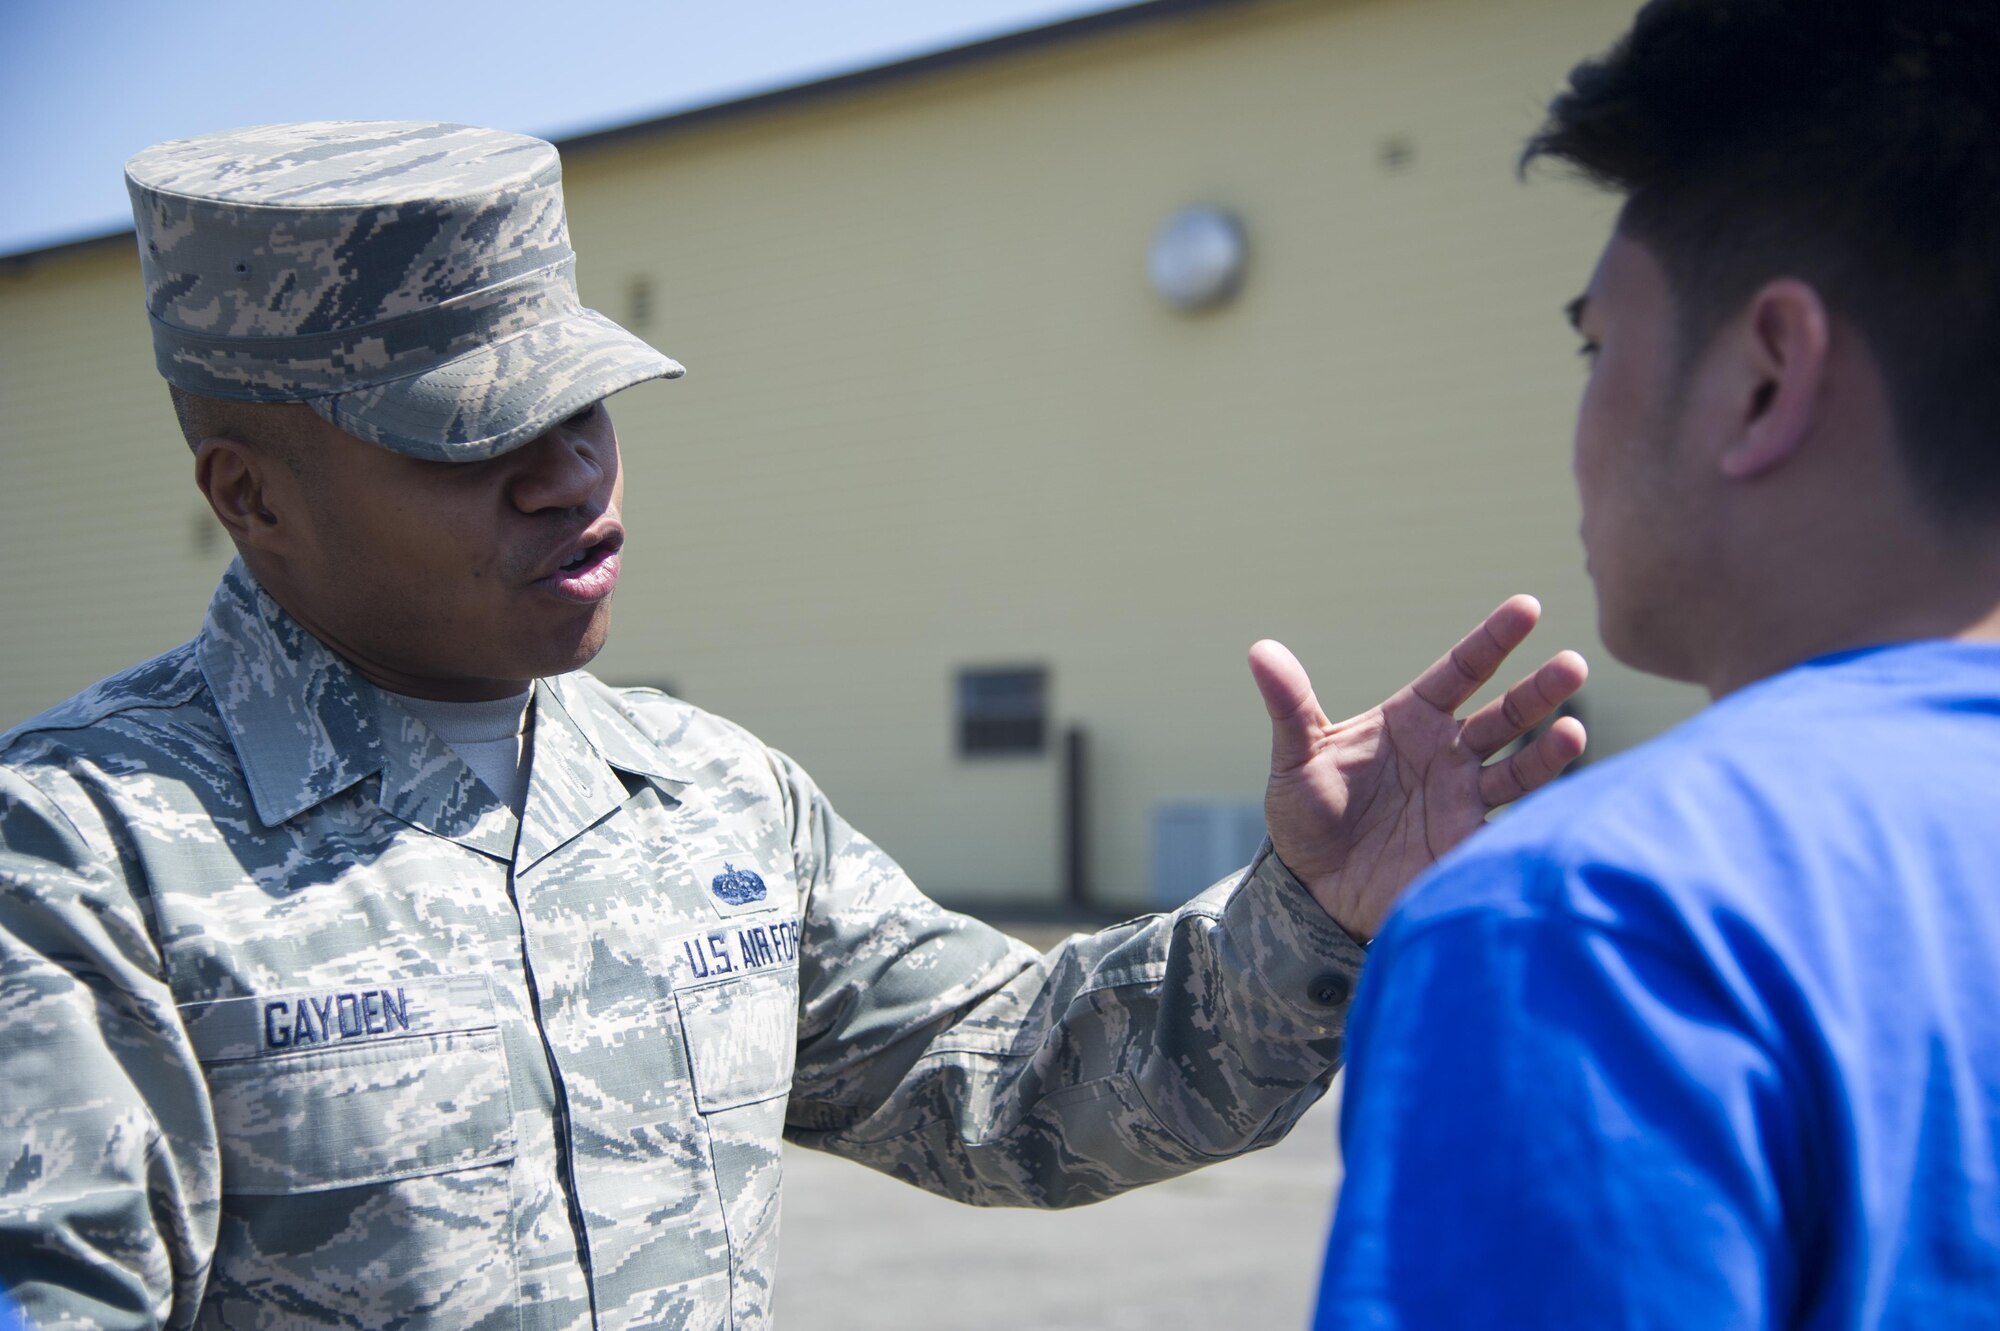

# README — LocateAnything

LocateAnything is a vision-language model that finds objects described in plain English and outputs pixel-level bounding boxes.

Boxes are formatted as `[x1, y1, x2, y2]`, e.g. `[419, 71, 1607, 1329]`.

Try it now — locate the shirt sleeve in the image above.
[0, 848, 219, 1331]
[771, 748, 1368, 1207]
[1311, 857, 1805, 1331]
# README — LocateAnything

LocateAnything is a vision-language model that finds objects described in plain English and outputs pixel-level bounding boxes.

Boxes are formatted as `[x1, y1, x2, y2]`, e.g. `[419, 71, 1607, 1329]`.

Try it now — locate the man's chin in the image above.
[540, 603, 614, 679]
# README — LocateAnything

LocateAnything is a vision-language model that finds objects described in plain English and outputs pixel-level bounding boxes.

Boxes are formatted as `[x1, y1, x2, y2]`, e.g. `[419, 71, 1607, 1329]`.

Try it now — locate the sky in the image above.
[0, 0, 1133, 258]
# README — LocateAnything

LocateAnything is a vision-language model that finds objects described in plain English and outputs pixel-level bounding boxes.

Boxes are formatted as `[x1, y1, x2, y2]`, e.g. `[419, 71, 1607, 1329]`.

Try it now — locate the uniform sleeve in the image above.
[772, 749, 1366, 1206]
[1311, 859, 1805, 1330]
[0, 848, 219, 1331]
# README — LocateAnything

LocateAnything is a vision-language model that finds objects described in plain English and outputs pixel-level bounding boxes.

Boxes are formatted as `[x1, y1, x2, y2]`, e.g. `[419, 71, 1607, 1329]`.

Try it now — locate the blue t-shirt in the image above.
[1313, 640, 2000, 1330]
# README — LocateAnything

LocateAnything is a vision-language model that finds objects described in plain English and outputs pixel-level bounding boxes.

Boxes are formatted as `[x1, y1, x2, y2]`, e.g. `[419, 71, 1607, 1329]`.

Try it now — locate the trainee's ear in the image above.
[194, 437, 285, 550]
[1719, 278, 1831, 481]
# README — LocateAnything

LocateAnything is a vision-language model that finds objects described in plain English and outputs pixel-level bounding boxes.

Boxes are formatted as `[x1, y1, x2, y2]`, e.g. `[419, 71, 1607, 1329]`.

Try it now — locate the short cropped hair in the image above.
[1524, 0, 2000, 521]
[170, 385, 262, 455]
[169, 385, 320, 487]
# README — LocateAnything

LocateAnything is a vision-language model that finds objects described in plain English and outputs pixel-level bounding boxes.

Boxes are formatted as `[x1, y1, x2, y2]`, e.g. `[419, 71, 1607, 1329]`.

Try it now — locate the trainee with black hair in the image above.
[1312, 2, 2000, 1326]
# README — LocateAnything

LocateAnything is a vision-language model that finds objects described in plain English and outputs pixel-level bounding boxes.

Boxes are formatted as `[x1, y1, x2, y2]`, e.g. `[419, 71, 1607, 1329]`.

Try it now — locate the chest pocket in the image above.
[676, 967, 799, 1112]
[181, 977, 521, 1330]
[186, 975, 515, 1191]
[203, 1028, 515, 1191]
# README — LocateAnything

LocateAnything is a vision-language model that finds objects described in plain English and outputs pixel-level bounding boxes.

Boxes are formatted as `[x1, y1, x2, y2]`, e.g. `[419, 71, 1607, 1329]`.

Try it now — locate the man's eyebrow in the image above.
[1565, 294, 1589, 331]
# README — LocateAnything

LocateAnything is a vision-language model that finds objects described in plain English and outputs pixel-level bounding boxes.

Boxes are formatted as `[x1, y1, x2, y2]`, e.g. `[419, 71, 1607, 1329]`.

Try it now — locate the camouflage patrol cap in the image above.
[124, 120, 683, 462]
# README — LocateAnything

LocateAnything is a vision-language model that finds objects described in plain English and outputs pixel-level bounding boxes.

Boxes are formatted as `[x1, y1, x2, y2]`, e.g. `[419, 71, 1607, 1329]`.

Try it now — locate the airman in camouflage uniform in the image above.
[0, 122, 1587, 1329]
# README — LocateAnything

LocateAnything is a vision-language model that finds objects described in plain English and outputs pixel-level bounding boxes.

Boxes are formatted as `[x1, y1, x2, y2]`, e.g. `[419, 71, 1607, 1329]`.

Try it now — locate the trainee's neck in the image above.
[1702, 536, 2000, 697]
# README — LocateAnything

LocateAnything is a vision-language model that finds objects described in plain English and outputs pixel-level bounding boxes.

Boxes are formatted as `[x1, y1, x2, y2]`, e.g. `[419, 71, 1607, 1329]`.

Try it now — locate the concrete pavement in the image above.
[772, 1080, 1344, 1329]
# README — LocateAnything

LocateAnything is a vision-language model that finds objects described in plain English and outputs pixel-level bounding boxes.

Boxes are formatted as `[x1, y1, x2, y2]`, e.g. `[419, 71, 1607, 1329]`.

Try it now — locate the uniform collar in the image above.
[197, 560, 690, 847]
[540, 671, 692, 788]
[517, 675, 691, 870]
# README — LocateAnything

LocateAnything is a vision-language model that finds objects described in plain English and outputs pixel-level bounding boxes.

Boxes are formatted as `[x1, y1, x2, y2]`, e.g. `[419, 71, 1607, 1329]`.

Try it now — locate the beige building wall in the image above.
[0, 0, 1700, 910]
[0, 243, 233, 722]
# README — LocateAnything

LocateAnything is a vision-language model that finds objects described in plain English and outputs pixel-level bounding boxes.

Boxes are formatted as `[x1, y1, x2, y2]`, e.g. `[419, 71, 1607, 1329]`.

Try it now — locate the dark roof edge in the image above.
[1, 0, 1245, 265]
[1, 223, 135, 270]
[556, 0, 1247, 156]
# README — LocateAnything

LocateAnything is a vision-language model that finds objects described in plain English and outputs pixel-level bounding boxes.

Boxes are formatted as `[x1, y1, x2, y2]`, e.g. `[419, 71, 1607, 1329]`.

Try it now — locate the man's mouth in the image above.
[536, 529, 624, 603]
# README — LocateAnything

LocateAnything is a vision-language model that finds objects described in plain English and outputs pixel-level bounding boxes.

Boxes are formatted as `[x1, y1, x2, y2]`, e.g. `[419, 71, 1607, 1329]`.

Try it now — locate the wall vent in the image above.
[1150, 800, 1265, 906]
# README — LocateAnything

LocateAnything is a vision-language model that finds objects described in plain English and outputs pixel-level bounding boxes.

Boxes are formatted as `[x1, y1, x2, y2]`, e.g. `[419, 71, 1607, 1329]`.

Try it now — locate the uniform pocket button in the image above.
[1308, 971, 1351, 1007]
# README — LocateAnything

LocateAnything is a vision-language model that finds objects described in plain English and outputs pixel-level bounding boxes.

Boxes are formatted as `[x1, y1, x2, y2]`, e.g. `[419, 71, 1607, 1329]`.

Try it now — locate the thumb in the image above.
[1249, 639, 1324, 772]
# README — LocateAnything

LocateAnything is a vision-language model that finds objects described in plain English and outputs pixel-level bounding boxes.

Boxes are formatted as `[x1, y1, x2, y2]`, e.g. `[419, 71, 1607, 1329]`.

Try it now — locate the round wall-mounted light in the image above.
[1147, 205, 1247, 312]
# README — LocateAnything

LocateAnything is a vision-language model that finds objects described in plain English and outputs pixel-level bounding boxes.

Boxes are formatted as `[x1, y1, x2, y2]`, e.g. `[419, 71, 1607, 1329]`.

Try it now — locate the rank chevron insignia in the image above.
[710, 862, 767, 906]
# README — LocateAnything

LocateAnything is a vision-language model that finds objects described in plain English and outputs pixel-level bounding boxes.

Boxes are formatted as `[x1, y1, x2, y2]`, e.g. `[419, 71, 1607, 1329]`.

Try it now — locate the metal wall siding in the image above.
[0, 245, 237, 724]
[0, 0, 1696, 906]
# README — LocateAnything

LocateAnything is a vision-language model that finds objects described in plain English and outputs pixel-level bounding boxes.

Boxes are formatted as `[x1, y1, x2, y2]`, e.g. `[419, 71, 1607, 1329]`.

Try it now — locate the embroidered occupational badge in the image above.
[711, 862, 768, 907]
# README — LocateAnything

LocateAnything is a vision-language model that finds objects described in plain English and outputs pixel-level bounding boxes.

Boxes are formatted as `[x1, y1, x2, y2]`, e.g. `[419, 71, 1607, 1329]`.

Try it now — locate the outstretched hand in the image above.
[1251, 596, 1587, 941]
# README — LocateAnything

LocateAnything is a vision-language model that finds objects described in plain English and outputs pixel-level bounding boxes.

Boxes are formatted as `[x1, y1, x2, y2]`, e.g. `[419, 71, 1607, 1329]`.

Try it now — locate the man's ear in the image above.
[1717, 278, 1831, 481]
[194, 437, 288, 552]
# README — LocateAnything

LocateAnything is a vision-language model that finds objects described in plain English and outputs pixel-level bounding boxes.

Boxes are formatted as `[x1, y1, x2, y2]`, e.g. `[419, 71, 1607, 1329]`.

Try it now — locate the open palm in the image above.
[1251, 596, 1588, 940]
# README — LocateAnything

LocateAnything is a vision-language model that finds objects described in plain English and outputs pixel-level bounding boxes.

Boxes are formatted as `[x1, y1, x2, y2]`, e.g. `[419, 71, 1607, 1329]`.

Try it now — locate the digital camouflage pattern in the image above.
[0, 561, 1365, 1331]
[125, 121, 683, 461]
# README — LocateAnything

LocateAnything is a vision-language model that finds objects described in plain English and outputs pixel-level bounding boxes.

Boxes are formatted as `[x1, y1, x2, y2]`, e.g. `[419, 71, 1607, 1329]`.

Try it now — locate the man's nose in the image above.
[508, 416, 613, 513]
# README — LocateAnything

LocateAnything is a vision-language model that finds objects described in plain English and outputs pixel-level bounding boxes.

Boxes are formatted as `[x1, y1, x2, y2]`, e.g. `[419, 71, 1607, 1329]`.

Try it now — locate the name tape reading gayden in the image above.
[179, 974, 499, 1063]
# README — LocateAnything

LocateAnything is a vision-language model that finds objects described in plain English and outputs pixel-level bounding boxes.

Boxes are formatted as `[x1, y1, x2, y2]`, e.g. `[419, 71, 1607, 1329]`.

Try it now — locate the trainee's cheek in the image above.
[1571, 396, 1606, 494]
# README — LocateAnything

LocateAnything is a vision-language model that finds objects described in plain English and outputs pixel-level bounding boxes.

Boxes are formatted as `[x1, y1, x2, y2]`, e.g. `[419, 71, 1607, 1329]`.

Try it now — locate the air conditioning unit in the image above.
[1150, 800, 1266, 907]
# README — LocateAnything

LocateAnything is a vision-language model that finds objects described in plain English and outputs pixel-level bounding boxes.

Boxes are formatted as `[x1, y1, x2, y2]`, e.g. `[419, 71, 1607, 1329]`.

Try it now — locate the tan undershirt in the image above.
[388, 687, 534, 814]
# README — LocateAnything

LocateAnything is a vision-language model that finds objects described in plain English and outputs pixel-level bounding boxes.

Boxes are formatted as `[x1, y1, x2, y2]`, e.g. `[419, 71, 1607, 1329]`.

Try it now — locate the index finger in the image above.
[1407, 595, 1543, 714]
